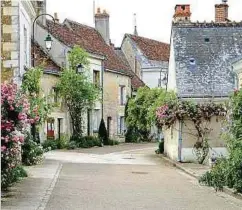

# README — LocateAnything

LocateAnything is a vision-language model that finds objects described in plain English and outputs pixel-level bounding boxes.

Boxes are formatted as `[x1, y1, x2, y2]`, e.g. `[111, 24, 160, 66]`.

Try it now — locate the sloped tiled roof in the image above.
[33, 42, 61, 75]
[126, 34, 170, 61]
[43, 19, 131, 76]
[172, 22, 242, 98]
[114, 48, 145, 90]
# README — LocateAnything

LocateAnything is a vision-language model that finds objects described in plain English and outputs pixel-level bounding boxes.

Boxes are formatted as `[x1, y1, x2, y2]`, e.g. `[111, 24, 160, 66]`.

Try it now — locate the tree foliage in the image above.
[56, 46, 99, 137]
[125, 87, 175, 141]
[199, 89, 242, 192]
[21, 67, 52, 141]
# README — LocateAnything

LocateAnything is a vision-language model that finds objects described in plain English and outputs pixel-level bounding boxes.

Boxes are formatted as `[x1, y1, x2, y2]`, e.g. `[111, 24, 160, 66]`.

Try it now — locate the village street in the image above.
[2, 143, 242, 210]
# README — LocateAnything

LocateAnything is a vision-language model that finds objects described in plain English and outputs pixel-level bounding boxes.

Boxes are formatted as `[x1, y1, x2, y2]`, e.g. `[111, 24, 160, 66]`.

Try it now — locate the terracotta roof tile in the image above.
[32, 42, 61, 73]
[127, 34, 170, 61]
[44, 20, 130, 76]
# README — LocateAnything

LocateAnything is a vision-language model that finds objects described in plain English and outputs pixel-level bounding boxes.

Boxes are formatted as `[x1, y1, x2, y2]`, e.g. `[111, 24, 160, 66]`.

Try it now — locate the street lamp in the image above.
[44, 34, 53, 51]
[76, 63, 84, 74]
[32, 13, 55, 67]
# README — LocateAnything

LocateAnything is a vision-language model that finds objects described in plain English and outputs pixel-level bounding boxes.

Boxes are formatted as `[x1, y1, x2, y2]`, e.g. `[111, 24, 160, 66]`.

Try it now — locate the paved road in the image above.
[2, 143, 242, 210]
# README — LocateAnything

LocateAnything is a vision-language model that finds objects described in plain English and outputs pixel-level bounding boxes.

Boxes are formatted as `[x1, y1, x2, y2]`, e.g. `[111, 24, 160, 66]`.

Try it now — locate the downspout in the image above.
[101, 59, 104, 120]
[178, 120, 183, 162]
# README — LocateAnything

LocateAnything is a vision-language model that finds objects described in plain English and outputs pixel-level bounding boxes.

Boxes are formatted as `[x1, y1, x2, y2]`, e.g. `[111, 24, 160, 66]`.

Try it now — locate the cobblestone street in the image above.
[2, 143, 242, 210]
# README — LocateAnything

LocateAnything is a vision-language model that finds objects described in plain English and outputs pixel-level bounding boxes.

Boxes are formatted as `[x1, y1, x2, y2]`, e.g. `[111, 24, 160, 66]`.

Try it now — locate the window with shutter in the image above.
[117, 116, 121, 134]
[93, 70, 100, 87]
[119, 85, 126, 105]
[93, 109, 100, 132]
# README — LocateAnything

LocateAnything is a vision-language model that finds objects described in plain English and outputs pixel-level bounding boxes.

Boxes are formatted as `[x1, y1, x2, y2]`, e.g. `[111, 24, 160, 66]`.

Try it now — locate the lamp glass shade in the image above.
[77, 64, 84, 73]
[45, 34, 53, 51]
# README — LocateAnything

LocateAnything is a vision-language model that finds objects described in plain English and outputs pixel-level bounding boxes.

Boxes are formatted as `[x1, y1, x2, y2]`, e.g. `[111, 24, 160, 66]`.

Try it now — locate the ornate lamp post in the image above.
[32, 14, 55, 67]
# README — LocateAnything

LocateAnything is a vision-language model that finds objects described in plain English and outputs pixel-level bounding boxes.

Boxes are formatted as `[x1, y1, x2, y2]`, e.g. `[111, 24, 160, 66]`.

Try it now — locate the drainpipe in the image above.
[178, 120, 183, 162]
[101, 59, 104, 120]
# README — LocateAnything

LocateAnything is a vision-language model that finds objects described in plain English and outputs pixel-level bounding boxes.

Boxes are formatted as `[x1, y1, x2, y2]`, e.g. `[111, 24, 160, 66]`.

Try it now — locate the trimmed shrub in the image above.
[159, 141, 164, 153]
[67, 141, 78, 150]
[125, 127, 139, 143]
[42, 139, 58, 151]
[98, 119, 109, 145]
[108, 139, 119, 145]
[22, 133, 44, 166]
[70, 136, 102, 148]
[56, 135, 68, 149]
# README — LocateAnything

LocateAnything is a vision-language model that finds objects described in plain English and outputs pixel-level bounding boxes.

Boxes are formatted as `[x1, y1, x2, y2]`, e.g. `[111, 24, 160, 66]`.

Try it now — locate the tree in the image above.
[98, 118, 108, 145]
[125, 87, 174, 141]
[199, 89, 242, 192]
[57, 46, 99, 137]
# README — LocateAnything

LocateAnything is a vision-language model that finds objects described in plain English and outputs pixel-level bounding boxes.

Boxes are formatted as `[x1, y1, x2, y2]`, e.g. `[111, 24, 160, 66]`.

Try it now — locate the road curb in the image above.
[37, 163, 63, 210]
[159, 154, 242, 200]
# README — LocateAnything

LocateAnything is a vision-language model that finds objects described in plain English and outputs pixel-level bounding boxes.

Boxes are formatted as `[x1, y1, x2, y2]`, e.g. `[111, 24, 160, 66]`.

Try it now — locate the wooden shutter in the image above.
[118, 86, 121, 105]
[117, 116, 120, 134]
[123, 86, 126, 105]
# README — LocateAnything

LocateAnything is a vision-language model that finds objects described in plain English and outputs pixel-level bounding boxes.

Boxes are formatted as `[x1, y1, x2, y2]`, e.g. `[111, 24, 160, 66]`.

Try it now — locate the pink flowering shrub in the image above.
[1, 82, 39, 189]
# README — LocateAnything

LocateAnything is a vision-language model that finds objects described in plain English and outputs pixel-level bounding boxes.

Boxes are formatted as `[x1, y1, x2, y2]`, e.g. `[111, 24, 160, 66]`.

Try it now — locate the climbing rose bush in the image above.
[1, 82, 39, 189]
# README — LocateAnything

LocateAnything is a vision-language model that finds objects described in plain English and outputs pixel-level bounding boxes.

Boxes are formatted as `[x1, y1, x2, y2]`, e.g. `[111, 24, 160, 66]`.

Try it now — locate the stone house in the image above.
[1, 0, 45, 84]
[34, 9, 143, 141]
[33, 43, 71, 142]
[165, 2, 242, 163]
[121, 33, 170, 89]
[232, 57, 242, 89]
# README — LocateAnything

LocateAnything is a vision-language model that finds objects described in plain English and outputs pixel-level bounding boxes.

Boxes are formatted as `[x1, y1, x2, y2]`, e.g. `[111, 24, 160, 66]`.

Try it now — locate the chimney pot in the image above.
[54, 12, 59, 23]
[215, 2, 229, 23]
[95, 8, 110, 45]
[173, 4, 191, 23]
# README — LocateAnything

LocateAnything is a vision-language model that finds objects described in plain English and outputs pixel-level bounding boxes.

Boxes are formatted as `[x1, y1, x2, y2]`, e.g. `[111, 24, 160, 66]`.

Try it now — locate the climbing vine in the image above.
[156, 100, 227, 164]
[21, 67, 52, 141]
[199, 89, 242, 192]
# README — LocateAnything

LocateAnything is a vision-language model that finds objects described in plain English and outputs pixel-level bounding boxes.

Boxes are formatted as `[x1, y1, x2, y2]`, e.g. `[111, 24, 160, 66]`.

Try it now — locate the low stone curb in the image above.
[159, 154, 242, 200]
[37, 163, 63, 210]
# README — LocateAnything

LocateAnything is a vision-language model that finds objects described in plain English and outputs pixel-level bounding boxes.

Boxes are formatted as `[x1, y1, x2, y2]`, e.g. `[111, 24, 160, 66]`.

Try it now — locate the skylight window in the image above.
[205, 38, 210, 42]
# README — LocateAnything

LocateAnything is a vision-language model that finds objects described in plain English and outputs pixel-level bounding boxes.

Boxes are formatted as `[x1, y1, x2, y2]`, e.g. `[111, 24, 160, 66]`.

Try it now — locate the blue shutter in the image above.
[117, 116, 120, 135]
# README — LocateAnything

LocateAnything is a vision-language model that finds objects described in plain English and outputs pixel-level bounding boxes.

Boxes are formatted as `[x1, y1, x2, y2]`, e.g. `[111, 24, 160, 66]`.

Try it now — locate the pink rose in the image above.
[1, 145, 6, 152]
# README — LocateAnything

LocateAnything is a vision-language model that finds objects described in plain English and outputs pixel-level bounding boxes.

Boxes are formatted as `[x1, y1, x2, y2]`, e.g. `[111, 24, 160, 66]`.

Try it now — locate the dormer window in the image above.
[189, 58, 196, 65]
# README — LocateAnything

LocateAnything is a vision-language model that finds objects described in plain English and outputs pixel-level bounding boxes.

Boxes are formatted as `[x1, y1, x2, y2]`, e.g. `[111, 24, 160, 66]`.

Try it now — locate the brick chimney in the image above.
[215, 0, 229, 23]
[173, 5, 191, 23]
[95, 8, 110, 45]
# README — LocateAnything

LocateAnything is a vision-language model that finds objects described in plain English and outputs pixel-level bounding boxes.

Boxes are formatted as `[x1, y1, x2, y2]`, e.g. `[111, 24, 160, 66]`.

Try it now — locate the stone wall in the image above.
[164, 116, 227, 163]
[121, 36, 168, 88]
[121, 37, 142, 77]
[39, 73, 71, 142]
[1, 0, 19, 82]
[103, 71, 131, 141]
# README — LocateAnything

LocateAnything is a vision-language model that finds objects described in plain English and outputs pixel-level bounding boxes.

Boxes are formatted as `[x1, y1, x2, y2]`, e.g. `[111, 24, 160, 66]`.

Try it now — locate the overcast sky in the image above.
[47, 0, 242, 46]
